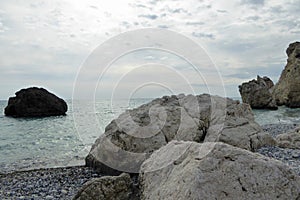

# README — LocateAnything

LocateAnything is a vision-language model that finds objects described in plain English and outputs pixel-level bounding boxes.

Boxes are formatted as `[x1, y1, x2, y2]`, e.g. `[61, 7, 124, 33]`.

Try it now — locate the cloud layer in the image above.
[0, 0, 299, 99]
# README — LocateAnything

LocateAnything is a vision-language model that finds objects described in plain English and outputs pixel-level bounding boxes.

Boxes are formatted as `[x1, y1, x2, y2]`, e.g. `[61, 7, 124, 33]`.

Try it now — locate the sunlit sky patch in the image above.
[0, 0, 299, 99]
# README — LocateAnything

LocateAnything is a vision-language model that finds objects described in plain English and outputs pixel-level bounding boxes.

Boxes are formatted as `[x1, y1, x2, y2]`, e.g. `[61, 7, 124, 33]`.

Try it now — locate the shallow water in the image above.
[1, 98, 300, 173]
[0, 99, 151, 173]
[253, 106, 300, 125]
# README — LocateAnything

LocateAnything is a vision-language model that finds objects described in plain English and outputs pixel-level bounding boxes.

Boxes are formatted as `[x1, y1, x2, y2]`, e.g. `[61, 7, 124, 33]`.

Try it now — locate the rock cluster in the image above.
[4, 87, 67, 117]
[239, 41, 300, 109]
[238, 75, 277, 110]
[73, 94, 300, 200]
[85, 94, 275, 175]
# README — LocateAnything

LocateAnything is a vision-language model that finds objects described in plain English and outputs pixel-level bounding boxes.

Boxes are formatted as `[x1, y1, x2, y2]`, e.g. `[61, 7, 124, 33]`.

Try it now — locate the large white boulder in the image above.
[140, 141, 300, 200]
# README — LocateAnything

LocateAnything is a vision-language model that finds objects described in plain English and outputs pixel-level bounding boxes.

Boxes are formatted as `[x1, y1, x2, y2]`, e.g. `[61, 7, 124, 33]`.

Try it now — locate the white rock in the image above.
[140, 141, 300, 200]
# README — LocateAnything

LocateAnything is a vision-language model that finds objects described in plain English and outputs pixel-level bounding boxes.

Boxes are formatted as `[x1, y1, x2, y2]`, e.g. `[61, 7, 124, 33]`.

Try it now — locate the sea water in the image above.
[0, 99, 151, 173]
[1, 98, 300, 173]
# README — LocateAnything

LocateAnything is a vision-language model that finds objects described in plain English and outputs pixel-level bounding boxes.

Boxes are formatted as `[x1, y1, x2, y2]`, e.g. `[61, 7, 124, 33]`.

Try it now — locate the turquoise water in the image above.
[1, 98, 300, 173]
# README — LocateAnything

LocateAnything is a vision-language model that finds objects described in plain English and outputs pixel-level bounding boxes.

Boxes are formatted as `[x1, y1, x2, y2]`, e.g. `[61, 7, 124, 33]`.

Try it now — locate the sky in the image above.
[0, 0, 299, 100]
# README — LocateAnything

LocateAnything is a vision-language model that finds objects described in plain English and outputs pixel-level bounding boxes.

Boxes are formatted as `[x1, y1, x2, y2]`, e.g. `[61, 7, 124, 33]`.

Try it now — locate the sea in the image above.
[1, 98, 300, 173]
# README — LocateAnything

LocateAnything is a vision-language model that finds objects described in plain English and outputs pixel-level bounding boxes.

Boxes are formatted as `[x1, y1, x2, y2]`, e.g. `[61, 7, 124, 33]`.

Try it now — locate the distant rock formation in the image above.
[140, 141, 300, 200]
[273, 41, 300, 107]
[4, 87, 67, 117]
[239, 75, 277, 110]
[86, 94, 275, 175]
[239, 41, 300, 109]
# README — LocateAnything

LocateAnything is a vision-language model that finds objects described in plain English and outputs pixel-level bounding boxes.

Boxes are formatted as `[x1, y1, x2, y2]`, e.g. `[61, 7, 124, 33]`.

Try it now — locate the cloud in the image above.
[138, 14, 158, 20]
[0, 0, 299, 99]
[245, 15, 260, 21]
[186, 21, 205, 26]
[216, 9, 227, 13]
[192, 32, 215, 40]
[241, 0, 264, 5]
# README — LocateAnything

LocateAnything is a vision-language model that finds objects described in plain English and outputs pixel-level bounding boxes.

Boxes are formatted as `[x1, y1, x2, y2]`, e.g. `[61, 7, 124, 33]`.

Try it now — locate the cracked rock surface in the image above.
[73, 173, 134, 200]
[139, 141, 300, 200]
[86, 94, 275, 175]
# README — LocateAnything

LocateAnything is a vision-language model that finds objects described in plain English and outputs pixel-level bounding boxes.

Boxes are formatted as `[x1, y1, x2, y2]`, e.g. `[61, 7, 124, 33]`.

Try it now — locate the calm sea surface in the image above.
[1, 98, 300, 173]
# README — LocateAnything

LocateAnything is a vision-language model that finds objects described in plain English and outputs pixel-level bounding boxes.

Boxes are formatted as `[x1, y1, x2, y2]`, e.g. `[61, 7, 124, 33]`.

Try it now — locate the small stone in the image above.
[45, 195, 54, 199]
[292, 152, 300, 158]
[61, 189, 68, 194]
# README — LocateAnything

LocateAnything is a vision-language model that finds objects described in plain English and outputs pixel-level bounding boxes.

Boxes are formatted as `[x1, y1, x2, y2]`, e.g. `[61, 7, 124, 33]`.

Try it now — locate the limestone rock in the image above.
[140, 141, 300, 200]
[273, 41, 300, 107]
[204, 96, 276, 150]
[4, 87, 67, 117]
[86, 94, 275, 175]
[238, 75, 277, 110]
[73, 173, 132, 200]
[276, 128, 300, 149]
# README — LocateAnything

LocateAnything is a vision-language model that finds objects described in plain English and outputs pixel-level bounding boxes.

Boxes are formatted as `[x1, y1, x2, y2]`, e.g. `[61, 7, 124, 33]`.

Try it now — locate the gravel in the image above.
[0, 166, 102, 200]
[257, 146, 300, 176]
[258, 123, 300, 176]
[261, 123, 298, 137]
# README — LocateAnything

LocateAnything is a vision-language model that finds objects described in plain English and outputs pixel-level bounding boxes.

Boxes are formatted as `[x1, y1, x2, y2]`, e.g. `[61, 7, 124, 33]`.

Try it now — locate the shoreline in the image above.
[1, 123, 299, 199]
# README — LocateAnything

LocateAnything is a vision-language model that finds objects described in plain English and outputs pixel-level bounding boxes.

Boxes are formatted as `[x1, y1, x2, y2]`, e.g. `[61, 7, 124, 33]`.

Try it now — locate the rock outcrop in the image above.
[73, 173, 133, 200]
[86, 94, 275, 175]
[273, 41, 300, 107]
[276, 128, 300, 149]
[238, 75, 277, 110]
[140, 141, 300, 200]
[4, 87, 67, 117]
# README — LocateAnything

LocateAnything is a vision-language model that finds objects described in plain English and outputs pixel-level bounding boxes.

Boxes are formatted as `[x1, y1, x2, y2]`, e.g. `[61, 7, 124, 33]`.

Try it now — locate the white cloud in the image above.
[0, 0, 299, 99]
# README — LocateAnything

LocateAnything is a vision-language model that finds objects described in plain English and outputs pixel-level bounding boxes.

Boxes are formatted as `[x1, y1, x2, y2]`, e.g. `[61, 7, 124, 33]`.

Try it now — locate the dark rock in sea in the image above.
[239, 75, 278, 110]
[4, 87, 67, 117]
[273, 41, 300, 108]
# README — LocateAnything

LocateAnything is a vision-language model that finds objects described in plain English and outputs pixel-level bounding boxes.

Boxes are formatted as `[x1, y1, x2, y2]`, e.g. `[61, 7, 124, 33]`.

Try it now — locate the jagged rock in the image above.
[273, 41, 300, 107]
[238, 75, 277, 110]
[276, 128, 300, 149]
[86, 94, 275, 175]
[73, 173, 132, 200]
[139, 141, 300, 200]
[4, 87, 67, 117]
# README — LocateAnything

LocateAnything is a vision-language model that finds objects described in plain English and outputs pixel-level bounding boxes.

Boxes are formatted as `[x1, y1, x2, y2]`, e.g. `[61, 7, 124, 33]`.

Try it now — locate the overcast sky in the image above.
[0, 0, 299, 100]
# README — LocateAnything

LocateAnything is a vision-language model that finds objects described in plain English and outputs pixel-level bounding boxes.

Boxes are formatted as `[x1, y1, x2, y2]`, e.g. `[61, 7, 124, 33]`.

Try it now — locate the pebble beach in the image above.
[0, 166, 102, 200]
